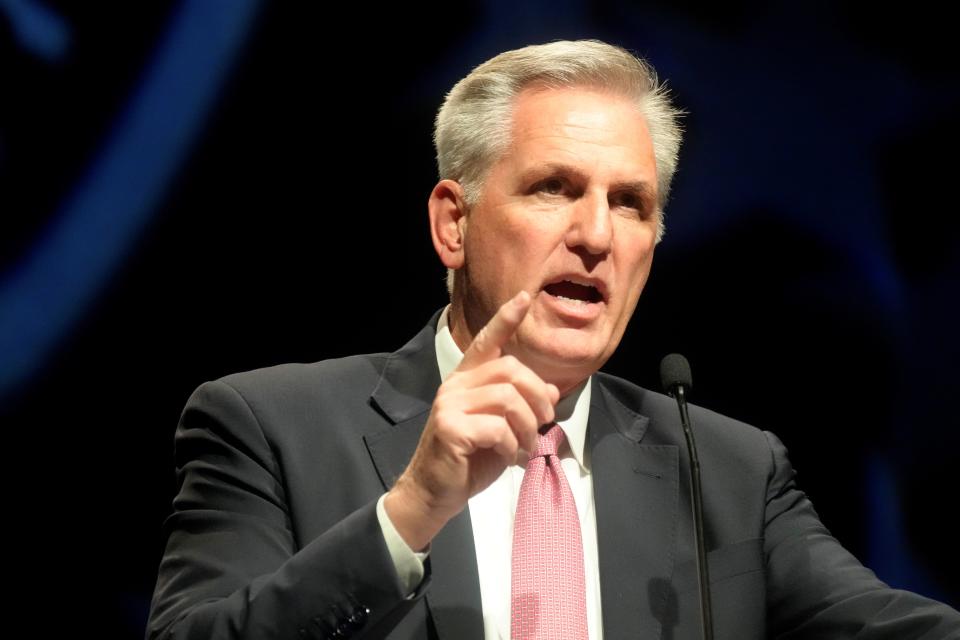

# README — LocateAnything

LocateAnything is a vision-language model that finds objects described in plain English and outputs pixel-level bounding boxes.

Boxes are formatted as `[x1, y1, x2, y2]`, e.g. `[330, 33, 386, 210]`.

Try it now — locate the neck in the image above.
[447, 301, 592, 398]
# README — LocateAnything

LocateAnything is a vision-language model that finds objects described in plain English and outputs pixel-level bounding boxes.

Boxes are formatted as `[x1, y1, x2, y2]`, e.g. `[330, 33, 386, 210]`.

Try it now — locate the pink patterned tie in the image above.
[511, 424, 588, 640]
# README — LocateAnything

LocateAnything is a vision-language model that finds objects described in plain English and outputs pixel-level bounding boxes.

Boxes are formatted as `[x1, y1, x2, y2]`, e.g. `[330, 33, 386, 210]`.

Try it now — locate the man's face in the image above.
[452, 86, 660, 392]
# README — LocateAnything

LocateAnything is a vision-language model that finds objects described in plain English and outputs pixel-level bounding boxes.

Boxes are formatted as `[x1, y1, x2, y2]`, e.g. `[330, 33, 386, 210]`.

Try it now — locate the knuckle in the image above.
[495, 383, 515, 404]
[432, 409, 452, 431]
[433, 392, 450, 412]
[436, 377, 463, 398]
[431, 400, 460, 429]
[472, 328, 489, 349]
[506, 403, 536, 427]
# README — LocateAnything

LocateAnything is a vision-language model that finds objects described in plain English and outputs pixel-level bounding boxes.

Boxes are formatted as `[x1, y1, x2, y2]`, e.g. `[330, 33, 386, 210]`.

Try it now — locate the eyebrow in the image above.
[520, 162, 657, 202]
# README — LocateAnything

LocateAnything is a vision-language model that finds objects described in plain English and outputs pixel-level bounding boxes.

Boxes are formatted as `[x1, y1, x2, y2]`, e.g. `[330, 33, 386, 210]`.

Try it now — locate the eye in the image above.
[611, 190, 653, 217]
[613, 192, 639, 209]
[536, 177, 565, 195]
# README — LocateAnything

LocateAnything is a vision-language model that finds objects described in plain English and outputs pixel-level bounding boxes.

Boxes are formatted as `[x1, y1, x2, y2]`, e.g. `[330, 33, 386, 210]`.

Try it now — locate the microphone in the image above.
[660, 354, 713, 640]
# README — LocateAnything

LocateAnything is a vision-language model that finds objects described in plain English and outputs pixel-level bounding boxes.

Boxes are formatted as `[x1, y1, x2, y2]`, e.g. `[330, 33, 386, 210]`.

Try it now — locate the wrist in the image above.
[384, 476, 454, 552]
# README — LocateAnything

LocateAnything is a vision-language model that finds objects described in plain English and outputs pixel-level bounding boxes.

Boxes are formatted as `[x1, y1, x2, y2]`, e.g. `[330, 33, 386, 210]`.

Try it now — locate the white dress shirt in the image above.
[377, 306, 603, 639]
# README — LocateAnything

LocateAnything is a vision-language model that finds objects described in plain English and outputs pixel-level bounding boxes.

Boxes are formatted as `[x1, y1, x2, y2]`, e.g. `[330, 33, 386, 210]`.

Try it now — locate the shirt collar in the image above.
[434, 305, 592, 471]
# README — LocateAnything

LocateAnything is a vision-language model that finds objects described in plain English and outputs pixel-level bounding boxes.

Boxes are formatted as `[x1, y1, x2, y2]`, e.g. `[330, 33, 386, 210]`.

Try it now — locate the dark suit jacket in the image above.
[147, 311, 960, 639]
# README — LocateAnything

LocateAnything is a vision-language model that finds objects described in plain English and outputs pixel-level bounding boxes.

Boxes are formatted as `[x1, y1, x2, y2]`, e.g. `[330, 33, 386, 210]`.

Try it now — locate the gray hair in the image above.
[433, 39, 684, 295]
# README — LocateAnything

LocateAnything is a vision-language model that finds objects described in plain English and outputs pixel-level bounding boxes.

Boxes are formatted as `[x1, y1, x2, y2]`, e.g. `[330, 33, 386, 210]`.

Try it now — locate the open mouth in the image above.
[543, 280, 604, 304]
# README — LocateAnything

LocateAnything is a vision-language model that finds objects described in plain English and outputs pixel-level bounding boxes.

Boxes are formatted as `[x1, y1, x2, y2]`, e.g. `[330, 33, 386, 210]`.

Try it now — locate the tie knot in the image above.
[533, 423, 566, 458]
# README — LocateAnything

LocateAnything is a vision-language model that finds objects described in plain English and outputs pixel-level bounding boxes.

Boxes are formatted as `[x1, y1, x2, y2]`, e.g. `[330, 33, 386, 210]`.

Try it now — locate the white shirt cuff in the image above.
[376, 493, 428, 596]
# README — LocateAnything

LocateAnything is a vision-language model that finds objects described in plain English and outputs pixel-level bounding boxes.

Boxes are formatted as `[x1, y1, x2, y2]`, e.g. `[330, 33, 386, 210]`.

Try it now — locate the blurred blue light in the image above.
[866, 453, 944, 600]
[0, 0, 262, 402]
[0, 0, 70, 61]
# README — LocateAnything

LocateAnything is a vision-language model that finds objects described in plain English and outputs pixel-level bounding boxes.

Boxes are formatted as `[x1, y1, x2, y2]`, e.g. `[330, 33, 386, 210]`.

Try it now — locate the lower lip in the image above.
[540, 290, 605, 323]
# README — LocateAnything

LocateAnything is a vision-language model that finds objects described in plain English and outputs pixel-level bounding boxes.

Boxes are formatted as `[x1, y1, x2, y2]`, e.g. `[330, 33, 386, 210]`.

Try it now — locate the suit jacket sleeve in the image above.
[762, 431, 960, 638]
[146, 378, 427, 640]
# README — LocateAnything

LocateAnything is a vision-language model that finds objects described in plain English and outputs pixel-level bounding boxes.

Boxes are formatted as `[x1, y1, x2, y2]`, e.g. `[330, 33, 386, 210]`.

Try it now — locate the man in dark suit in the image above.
[147, 41, 960, 639]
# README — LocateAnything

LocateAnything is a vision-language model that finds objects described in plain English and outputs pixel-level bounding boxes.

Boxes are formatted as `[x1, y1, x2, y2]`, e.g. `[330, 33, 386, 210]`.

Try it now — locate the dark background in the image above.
[2, 1, 957, 637]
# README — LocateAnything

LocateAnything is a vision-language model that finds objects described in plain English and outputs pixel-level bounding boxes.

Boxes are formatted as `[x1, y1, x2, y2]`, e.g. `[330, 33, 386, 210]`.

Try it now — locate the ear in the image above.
[428, 179, 469, 270]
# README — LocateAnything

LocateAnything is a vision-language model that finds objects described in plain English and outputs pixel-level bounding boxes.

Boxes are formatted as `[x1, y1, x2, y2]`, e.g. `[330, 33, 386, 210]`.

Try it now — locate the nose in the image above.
[565, 191, 613, 255]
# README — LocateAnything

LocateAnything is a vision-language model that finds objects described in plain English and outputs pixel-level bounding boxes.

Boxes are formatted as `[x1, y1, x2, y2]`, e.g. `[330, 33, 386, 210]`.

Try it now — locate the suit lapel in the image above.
[364, 312, 484, 640]
[590, 380, 679, 640]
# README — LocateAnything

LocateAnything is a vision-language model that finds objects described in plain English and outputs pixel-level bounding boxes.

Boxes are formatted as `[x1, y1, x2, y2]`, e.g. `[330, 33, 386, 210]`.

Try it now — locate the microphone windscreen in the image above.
[660, 353, 693, 393]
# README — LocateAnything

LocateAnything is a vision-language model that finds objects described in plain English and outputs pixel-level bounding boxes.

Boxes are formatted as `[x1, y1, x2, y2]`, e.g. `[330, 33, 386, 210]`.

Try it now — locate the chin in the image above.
[516, 334, 608, 386]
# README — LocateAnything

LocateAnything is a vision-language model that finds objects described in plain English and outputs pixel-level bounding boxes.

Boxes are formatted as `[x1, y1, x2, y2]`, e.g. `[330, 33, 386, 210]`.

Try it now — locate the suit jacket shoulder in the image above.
[147, 320, 443, 639]
[589, 370, 960, 638]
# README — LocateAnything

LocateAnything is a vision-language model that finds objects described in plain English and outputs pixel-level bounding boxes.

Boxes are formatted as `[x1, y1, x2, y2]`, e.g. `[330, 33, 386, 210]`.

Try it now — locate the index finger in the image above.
[459, 290, 531, 369]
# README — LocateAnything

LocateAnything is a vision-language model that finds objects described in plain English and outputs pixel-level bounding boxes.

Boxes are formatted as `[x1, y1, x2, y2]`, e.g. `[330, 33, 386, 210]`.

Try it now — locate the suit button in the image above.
[349, 606, 370, 628]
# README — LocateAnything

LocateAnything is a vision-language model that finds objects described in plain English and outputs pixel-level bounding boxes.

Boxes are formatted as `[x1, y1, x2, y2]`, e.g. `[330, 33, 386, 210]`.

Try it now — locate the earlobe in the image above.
[428, 179, 468, 270]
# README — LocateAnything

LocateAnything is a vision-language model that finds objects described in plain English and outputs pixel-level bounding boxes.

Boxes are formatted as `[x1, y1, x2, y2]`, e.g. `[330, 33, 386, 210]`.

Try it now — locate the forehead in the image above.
[499, 85, 657, 181]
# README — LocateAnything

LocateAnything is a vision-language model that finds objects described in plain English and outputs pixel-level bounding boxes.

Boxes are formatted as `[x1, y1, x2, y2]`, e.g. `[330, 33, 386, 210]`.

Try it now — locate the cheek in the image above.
[621, 235, 656, 278]
[475, 217, 556, 272]
[615, 242, 655, 309]
[635, 250, 655, 285]
[463, 221, 531, 299]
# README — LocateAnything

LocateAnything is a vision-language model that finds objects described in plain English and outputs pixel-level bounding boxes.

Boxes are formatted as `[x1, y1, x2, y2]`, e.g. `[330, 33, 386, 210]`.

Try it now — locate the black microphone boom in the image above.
[660, 353, 714, 640]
